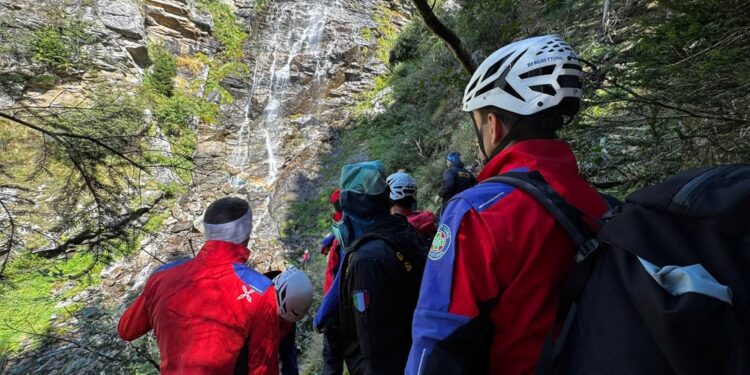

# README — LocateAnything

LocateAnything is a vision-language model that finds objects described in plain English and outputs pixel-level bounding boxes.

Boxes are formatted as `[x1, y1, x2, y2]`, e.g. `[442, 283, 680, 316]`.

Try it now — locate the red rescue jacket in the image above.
[406, 210, 436, 238]
[323, 238, 341, 295]
[407, 140, 606, 375]
[118, 240, 280, 375]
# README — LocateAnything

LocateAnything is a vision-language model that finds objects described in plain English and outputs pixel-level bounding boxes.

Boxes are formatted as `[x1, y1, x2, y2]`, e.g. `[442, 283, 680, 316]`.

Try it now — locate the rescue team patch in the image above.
[353, 290, 370, 313]
[237, 285, 255, 303]
[429, 223, 451, 261]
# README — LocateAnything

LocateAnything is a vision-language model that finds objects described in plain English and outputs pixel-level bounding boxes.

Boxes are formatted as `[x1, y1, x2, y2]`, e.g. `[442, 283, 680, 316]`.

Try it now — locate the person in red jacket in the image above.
[386, 171, 436, 239]
[407, 35, 607, 375]
[316, 189, 345, 375]
[320, 189, 343, 295]
[118, 197, 280, 374]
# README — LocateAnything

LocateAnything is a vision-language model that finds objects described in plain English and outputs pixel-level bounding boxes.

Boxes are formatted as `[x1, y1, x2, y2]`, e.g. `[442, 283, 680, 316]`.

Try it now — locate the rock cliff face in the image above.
[0, 0, 220, 106]
[2, 0, 411, 372]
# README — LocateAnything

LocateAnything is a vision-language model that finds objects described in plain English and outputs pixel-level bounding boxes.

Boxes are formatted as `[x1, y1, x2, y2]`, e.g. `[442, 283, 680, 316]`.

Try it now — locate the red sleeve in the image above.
[247, 288, 280, 375]
[448, 210, 510, 316]
[118, 286, 152, 341]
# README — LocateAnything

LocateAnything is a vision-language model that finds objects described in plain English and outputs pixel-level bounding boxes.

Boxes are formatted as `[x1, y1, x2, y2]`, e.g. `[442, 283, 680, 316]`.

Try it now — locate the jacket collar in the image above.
[196, 240, 250, 264]
[477, 139, 580, 182]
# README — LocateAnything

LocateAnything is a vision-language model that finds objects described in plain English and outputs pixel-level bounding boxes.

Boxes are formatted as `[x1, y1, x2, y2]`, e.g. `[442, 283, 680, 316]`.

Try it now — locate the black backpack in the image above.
[487, 166, 750, 375]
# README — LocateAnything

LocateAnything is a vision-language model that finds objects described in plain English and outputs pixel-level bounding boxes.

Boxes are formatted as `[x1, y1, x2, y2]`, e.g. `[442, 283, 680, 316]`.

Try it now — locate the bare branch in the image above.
[0, 112, 150, 172]
[411, 0, 476, 75]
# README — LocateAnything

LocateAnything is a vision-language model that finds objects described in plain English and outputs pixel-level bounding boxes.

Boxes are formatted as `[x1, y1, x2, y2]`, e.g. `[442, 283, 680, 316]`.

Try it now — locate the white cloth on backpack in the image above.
[638, 257, 732, 304]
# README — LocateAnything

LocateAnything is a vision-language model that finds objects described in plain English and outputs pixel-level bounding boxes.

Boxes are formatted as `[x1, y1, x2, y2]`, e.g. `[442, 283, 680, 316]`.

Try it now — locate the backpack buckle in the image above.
[576, 239, 600, 262]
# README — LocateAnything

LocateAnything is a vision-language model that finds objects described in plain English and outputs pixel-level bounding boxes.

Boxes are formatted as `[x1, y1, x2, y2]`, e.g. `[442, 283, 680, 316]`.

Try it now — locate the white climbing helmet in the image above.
[462, 35, 583, 116]
[386, 172, 418, 201]
[273, 267, 313, 322]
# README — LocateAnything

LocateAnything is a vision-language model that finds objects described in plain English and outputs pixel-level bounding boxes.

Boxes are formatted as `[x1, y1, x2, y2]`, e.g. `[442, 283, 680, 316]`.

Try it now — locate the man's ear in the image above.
[488, 112, 506, 144]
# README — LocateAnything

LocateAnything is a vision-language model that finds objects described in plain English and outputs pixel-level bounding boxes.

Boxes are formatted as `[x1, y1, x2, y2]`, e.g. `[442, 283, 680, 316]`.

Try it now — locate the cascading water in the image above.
[227, 0, 338, 253]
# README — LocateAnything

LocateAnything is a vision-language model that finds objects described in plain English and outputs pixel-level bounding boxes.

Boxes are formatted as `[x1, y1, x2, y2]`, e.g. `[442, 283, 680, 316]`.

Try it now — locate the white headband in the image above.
[203, 207, 253, 244]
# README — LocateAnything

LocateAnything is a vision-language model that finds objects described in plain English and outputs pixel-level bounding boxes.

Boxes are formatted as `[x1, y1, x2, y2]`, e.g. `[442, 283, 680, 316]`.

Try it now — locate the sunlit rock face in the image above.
[2, 0, 412, 372]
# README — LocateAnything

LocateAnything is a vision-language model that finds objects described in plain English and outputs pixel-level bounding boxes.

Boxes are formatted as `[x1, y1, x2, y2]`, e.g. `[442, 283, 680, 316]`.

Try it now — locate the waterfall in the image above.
[229, 1, 332, 186]
[225, 0, 338, 250]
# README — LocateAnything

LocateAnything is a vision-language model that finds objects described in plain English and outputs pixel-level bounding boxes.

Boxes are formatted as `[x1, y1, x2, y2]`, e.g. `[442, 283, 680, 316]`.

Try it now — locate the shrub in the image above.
[30, 18, 93, 74]
[144, 44, 178, 97]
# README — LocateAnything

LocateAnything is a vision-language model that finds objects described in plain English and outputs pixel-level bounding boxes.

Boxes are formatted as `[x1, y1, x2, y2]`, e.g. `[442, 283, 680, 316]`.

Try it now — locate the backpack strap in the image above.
[482, 171, 603, 375]
[349, 233, 421, 273]
[483, 171, 601, 261]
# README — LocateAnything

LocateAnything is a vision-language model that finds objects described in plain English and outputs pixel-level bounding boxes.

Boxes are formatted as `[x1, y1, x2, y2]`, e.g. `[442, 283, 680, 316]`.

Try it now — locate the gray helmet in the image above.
[273, 267, 313, 322]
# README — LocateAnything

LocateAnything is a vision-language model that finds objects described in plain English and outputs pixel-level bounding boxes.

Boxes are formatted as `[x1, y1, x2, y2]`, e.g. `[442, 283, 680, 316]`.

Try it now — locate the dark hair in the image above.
[478, 97, 580, 141]
[391, 196, 416, 210]
[204, 197, 249, 224]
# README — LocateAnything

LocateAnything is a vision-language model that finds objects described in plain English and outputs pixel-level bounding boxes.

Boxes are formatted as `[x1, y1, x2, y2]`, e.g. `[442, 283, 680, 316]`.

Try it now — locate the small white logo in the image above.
[237, 285, 255, 303]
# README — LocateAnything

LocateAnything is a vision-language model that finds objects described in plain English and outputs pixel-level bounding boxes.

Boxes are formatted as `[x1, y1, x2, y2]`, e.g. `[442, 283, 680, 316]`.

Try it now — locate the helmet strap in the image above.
[470, 114, 490, 164]
[472, 112, 522, 165]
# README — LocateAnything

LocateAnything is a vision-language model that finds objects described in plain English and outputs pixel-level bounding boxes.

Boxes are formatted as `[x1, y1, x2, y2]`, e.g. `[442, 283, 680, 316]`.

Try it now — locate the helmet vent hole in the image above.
[501, 82, 523, 101]
[558, 75, 582, 88]
[562, 63, 582, 71]
[519, 65, 556, 79]
[509, 49, 528, 68]
[530, 84, 557, 96]
[467, 77, 479, 94]
[475, 82, 495, 97]
[483, 53, 511, 81]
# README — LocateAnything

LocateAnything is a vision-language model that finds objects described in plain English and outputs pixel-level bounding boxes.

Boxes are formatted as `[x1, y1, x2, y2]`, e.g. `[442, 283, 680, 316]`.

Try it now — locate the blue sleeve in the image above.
[406, 181, 518, 375]
[406, 198, 472, 375]
[314, 260, 342, 330]
[321, 233, 335, 247]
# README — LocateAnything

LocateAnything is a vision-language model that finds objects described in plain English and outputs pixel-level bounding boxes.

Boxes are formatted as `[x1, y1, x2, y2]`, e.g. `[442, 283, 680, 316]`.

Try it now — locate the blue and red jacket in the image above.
[407, 140, 607, 375]
[118, 240, 280, 375]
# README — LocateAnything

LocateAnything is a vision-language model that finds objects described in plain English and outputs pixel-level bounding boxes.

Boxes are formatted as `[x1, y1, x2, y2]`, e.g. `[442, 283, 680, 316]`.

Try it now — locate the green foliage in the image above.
[340, 0, 750, 205]
[281, 189, 336, 240]
[253, 0, 268, 11]
[205, 59, 249, 104]
[144, 44, 178, 97]
[0, 252, 103, 352]
[197, 0, 247, 59]
[372, 6, 401, 64]
[143, 211, 170, 234]
[30, 17, 93, 74]
[564, 0, 750, 191]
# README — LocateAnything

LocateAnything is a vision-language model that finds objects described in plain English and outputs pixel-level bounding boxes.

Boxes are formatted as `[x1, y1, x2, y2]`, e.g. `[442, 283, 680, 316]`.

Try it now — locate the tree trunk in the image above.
[411, 0, 476, 75]
[602, 0, 611, 31]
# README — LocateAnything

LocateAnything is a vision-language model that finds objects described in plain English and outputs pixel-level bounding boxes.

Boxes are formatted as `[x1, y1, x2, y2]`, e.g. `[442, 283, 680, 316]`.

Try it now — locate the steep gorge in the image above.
[1, 0, 411, 372]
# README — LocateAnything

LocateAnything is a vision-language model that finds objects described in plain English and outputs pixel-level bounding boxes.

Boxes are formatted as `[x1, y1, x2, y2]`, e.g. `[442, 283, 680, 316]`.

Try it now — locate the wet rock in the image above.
[81, 306, 102, 320]
[96, 0, 145, 40]
[170, 220, 193, 233]
[146, 5, 204, 40]
[192, 12, 214, 33]
[3, 0, 413, 372]
[344, 69, 361, 81]
[125, 43, 151, 68]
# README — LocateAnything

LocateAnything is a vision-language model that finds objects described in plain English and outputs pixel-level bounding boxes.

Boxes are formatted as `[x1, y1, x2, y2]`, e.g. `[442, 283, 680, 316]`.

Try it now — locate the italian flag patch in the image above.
[353, 290, 370, 312]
